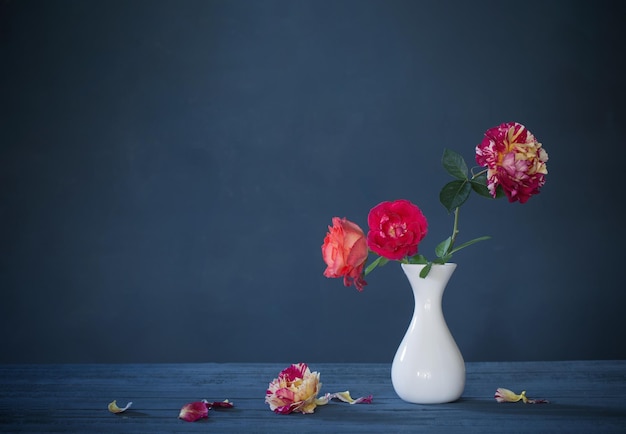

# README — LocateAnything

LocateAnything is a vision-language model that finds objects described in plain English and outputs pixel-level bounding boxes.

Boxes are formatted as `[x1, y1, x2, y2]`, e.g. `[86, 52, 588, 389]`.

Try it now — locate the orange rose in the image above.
[322, 217, 368, 291]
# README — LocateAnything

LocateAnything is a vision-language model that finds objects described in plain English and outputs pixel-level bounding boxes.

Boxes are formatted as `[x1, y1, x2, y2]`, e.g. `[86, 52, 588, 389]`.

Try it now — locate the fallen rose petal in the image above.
[316, 391, 373, 405]
[108, 400, 132, 414]
[179, 401, 209, 422]
[332, 391, 373, 405]
[495, 388, 548, 404]
[524, 395, 549, 404]
[494, 388, 523, 403]
[207, 399, 234, 409]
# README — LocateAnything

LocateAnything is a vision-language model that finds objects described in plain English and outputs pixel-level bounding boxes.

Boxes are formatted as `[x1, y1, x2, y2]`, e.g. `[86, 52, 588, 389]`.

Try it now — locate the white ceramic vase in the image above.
[391, 263, 465, 404]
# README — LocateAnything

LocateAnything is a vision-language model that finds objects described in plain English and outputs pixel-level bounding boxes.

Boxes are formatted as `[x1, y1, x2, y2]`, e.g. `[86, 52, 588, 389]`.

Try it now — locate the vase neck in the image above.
[401, 263, 456, 287]
[401, 263, 457, 310]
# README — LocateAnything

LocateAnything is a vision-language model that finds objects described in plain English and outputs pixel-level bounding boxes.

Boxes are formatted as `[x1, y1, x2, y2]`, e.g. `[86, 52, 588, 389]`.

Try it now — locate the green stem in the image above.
[471, 168, 488, 179]
[448, 206, 460, 255]
[447, 168, 484, 255]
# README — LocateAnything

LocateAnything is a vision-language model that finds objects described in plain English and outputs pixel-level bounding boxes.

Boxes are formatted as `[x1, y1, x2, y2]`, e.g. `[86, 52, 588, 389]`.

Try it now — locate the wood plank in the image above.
[1, 361, 625, 433]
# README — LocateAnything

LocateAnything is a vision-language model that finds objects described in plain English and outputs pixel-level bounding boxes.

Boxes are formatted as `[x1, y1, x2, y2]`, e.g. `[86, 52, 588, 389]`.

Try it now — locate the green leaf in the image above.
[433, 256, 451, 264]
[470, 173, 492, 198]
[408, 254, 428, 264]
[439, 180, 472, 213]
[469, 173, 506, 199]
[435, 237, 452, 258]
[364, 256, 388, 276]
[419, 262, 433, 278]
[448, 236, 492, 255]
[442, 149, 468, 180]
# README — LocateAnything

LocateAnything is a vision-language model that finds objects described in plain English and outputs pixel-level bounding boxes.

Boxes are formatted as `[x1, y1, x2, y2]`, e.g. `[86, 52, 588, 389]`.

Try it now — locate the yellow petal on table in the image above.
[108, 400, 133, 413]
[315, 391, 373, 406]
[494, 388, 548, 404]
[330, 391, 365, 404]
[494, 388, 524, 403]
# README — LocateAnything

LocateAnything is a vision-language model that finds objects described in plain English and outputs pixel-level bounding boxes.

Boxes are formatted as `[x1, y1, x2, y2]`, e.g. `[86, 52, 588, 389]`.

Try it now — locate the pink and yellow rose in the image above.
[265, 363, 373, 414]
[475, 122, 548, 203]
[366, 199, 428, 261]
[265, 363, 322, 414]
[322, 217, 368, 291]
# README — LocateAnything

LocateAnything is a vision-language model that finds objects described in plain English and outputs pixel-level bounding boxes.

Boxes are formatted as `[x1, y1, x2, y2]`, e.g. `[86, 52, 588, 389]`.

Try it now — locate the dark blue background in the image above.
[1, 0, 624, 363]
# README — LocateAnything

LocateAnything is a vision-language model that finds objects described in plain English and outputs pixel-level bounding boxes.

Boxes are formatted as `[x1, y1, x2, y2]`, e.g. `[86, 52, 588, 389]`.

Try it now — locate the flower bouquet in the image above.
[322, 122, 549, 286]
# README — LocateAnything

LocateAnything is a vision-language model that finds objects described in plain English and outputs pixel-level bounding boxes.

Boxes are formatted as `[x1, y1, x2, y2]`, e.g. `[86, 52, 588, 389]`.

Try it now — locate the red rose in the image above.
[366, 200, 428, 261]
[322, 217, 368, 291]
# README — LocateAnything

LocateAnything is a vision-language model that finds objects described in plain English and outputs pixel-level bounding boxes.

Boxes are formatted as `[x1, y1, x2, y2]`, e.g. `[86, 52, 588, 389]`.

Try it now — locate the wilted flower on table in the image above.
[265, 363, 322, 414]
[265, 363, 372, 415]
[367, 199, 428, 261]
[322, 217, 368, 291]
[476, 122, 548, 203]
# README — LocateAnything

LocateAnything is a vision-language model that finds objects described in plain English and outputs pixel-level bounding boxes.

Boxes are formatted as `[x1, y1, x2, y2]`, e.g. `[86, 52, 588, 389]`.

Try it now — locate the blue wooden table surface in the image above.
[1, 360, 625, 433]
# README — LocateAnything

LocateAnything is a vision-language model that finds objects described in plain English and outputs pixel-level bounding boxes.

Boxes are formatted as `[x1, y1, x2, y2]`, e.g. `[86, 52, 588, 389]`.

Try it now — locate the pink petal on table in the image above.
[207, 399, 234, 409]
[178, 401, 209, 422]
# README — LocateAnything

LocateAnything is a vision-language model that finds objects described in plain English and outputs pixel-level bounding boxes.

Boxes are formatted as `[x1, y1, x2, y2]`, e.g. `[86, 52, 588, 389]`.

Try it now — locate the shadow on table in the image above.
[457, 398, 626, 419]
[111, 410, 151, 419]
